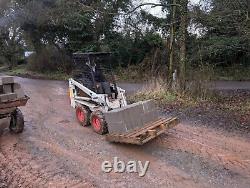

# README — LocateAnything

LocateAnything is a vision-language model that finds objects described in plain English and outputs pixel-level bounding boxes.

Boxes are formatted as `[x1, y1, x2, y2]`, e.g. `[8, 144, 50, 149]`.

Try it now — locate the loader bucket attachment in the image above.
[104, 100, 179, 145]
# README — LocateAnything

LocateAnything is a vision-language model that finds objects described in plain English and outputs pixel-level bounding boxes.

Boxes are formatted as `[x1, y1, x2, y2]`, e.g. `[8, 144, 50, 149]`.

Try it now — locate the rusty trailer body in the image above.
[0, 96, 29, 115]
[0, 76, 29, 134]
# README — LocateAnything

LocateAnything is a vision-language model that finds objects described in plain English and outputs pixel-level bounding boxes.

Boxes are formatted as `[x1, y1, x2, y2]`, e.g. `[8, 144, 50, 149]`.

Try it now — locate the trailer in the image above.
[0, 76, 29, 134]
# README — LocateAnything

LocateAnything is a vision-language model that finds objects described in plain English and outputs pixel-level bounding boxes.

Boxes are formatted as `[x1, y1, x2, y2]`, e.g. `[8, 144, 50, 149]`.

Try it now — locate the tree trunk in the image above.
[247, 0, 250, 20]
[169, 0, 177, 83]
[179, 0, 188, 90]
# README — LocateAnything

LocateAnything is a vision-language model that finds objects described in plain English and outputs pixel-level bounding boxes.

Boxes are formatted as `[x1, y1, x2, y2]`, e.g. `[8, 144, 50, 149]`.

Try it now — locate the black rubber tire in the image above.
[9, 108, 24, 134]
[75, 105, 91, 127]
[90, 111, 108, 135]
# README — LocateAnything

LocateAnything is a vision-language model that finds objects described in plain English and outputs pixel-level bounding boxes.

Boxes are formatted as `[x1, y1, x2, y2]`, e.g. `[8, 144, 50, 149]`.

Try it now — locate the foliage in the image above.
[27, 46, 72, 73]
[191, 0, 250, 66]
[0, 1, 24, 68]
[6, 64, 70, 80]
[128, 79, 176, 105]
[0, 0, 249, 80]
[106, 31, 164, 67]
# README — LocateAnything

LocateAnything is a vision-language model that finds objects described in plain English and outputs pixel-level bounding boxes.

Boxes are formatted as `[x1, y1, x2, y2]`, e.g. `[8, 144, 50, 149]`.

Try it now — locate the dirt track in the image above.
[0, 77, 250, 188]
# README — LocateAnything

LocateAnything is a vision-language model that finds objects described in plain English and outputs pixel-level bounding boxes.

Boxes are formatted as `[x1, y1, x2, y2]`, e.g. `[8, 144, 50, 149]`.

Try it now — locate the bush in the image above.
[0, 56, 7, 65]
[185, 65, 215, 100]
[129, 65, 217, 107]
[129, 79, 176, 105]
[114, 65, 147, 82]
[27, 46, 72, 74]
[214, 65, 250, 81]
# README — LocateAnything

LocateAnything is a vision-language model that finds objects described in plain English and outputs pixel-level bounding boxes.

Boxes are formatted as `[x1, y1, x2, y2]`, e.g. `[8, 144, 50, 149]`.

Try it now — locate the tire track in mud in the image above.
[27, 121, 196, 188]
[0, 137, 95, 188]
[1, 78, 250, 188]
[0, 82, 95, 188]
[26, 95, 206, 188]
[0, 87, 107, 187]
[159, 125, 250, 178]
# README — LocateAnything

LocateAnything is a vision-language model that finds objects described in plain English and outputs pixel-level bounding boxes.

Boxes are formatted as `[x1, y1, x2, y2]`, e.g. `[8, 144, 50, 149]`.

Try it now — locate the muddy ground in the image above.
[0, 77, 250, 188]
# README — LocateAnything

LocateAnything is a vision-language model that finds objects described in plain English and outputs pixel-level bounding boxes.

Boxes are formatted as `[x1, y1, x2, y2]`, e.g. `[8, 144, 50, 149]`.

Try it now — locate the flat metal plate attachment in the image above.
[106, 117, 179, 145]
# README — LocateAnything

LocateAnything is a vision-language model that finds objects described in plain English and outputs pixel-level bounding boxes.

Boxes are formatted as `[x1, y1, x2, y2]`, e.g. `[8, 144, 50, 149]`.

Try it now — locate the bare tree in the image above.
[169, 0, 177, 85]
[179, 0, 188, 90]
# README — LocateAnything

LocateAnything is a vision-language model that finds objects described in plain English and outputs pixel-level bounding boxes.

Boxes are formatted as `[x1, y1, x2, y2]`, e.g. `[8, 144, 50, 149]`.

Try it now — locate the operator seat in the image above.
[94, 65, 112, 96]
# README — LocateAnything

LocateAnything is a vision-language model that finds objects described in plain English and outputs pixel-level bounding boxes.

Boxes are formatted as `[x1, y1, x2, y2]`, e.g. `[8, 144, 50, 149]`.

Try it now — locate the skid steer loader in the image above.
[69, 52, 179, 145]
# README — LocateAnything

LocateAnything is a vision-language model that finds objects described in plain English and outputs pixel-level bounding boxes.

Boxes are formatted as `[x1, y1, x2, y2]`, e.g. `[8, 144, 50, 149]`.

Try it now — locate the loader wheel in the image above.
[9, 108, 24, 134]
[76, 105, 90, 126]
[90, 111, 108, 135]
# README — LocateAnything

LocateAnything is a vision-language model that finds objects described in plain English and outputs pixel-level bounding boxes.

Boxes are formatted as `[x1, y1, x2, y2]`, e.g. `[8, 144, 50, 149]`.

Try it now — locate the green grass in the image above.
[3, 64, 70, 80]
[129, 79, 249, 128]
[129, 89, 177, 105]
[6, 64, 27, 75]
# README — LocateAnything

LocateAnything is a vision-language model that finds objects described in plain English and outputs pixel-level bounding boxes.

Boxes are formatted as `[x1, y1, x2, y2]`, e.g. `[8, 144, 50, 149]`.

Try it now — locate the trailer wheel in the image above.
[76, 105, 90, 127]
[9, 108, 24, 134]
[90, 111, 108, 135]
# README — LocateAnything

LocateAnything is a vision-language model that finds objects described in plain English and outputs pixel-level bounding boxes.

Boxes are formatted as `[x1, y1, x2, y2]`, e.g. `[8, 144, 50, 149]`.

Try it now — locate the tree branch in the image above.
[76, 2, 182, 16]
[127, 3, 182, 15]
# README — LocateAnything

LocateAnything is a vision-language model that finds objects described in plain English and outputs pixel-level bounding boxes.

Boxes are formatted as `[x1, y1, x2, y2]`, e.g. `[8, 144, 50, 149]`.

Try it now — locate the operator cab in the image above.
[72, 52, 118, 99]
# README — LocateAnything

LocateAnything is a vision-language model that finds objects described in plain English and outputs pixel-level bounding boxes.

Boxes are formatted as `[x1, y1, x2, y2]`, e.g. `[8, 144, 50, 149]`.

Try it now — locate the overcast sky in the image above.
[140, 0, 201, 17]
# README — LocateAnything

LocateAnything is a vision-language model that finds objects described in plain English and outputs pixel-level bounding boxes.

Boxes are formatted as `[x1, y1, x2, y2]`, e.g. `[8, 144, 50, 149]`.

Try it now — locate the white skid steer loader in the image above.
[69, 52, 179, 145]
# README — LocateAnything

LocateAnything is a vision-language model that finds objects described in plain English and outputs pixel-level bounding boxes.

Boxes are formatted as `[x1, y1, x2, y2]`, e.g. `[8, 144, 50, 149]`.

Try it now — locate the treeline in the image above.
[0, 0, 249, 77]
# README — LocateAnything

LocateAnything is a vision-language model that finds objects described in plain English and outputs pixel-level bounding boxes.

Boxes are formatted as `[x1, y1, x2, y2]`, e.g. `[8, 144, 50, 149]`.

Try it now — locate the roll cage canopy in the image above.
[72, 52, 113, 65]
[72, 52, 117, 94]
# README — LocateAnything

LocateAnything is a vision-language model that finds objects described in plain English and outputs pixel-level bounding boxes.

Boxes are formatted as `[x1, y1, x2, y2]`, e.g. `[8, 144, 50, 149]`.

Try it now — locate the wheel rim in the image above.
[76, 108, 85, 123]
[92, 116, 101, 132]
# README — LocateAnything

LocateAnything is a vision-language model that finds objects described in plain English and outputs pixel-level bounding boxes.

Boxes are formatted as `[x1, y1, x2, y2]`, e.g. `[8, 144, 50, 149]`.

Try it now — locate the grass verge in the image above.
[115, 65, 250, 82]
[128, 80, 250, 131]
[2, 64, 70, 80]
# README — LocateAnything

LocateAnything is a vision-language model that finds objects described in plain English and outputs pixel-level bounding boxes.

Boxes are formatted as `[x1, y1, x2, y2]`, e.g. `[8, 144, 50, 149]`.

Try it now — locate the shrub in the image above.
[185, 64, 215, 100]
[27, 46, 72, 74]
[129, 79, 176, 105]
